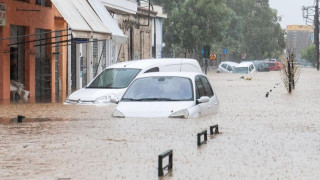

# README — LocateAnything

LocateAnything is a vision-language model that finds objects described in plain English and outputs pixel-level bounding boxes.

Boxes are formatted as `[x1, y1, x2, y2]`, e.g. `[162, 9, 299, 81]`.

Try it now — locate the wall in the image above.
[116, 7, 155, 61]
[0, 0, 67, 101]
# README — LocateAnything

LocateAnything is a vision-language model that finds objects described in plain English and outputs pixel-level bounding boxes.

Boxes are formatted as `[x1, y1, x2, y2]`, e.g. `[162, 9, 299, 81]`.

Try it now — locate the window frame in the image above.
[195, 75, 214, 99]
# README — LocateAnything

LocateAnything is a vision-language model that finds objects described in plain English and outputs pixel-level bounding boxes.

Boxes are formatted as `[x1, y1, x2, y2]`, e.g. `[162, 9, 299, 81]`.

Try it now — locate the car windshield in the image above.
[87, 68, 141, 89]
[122, 76, 194, 101]
[233, 67, 249, 74]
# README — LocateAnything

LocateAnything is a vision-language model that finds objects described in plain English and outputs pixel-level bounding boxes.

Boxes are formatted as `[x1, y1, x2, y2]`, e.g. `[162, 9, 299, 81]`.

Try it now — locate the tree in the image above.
[163, 0, 232, 58]
[226, 0, 285, 59]
[301, 44, 316, 66]
[160, 0, 285, 60]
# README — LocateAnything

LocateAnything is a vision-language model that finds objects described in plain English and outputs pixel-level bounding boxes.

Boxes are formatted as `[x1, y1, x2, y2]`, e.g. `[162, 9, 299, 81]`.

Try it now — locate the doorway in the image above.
[35, 28, 51, 102]
[10, 25, 25, 84]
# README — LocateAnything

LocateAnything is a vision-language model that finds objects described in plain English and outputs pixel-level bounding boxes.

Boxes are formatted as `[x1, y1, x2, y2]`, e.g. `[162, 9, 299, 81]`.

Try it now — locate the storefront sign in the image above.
[0, 4, 6, 26]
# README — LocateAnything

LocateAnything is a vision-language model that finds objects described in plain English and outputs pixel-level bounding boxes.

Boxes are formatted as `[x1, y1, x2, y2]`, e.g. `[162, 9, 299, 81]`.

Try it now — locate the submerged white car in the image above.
[112, 72, 219, 118]
[217, 61, 238, 73]
[64, 59, 202, 105]
[233, 62, 256, 74]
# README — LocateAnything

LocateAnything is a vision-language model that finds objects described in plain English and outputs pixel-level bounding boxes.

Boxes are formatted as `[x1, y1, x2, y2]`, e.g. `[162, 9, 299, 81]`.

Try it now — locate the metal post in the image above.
[315, 0, 319, 70]
[154, 18, 156, 58]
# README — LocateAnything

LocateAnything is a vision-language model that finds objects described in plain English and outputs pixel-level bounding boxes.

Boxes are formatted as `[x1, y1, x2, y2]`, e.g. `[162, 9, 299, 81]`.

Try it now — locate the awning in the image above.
[88, 0, 127, 44]
[51, 0, 111, 40]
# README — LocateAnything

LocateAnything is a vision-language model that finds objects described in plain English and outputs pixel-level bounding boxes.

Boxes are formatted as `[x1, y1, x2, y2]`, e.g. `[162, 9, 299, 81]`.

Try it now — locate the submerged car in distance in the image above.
[265, 61, 283, 71]
[112, 72, 219, 118]
[233, 62, 256, 74]
[252, 60, 270, 72]
[217, 61, 239, 73]
[64, 58, 202, 105]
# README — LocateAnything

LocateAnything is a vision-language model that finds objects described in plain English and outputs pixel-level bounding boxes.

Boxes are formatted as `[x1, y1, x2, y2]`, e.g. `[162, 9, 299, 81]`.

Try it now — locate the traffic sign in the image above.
[241, 53, 246, 59]
[209, 53, 216, 60]
[223, 49, 228, 54]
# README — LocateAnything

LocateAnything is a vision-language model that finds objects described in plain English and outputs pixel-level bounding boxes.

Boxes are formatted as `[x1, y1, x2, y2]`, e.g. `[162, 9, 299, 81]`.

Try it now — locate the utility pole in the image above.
[315, 0, 319, 70]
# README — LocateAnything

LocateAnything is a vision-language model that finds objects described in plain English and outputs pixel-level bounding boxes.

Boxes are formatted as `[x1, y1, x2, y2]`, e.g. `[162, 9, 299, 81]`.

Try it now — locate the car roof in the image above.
[106, 58, 200, 69]
[220, 61, 238, 66]
[235, 62, 254, 67]
[134, 71, 203, 79]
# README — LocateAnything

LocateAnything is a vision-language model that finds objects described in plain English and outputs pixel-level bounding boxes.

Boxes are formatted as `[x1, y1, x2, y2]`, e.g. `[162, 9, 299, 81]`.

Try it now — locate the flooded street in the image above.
[1, 68, 320, 179]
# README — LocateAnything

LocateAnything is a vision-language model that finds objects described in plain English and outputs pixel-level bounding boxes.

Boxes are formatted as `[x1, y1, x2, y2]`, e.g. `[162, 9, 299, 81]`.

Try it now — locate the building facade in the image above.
[286, 25, 313, 59]
[0, 0, 68, 102]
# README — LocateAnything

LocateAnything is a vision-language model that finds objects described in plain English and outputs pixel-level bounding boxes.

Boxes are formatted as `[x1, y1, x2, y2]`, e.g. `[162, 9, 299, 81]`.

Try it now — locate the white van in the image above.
[64, 58, 202, 105]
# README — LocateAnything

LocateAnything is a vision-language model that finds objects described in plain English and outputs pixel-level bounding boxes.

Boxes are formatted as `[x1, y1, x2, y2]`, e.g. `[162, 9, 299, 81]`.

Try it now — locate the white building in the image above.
[152, 5, 167, 58]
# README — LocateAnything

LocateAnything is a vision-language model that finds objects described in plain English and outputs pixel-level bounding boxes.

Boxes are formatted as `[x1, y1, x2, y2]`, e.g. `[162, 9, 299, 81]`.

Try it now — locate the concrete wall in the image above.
[116, 8, 155, 62]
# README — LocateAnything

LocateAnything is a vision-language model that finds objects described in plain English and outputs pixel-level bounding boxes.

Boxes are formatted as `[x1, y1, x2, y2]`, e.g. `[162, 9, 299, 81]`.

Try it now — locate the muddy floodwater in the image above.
[1, 68, 320, 179]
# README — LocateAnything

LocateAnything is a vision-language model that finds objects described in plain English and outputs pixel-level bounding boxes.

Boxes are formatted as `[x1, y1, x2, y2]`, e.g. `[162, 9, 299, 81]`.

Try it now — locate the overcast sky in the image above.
[269, 0, 315, 29]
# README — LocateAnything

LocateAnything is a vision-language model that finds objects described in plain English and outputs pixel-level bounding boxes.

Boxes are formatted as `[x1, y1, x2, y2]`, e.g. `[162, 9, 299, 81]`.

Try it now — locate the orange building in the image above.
[0, 0, 67, 102]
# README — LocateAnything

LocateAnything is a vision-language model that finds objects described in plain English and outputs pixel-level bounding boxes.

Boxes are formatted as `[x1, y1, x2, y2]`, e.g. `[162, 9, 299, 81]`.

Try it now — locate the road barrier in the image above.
[197, 130, 208, 146]
[17, 115, 25, 123]
[158, 149, 173, 177]
[210, 125, 219, 135]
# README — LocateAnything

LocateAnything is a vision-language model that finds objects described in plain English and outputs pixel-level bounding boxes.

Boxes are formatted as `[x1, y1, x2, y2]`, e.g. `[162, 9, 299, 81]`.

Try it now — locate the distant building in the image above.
[286, 25, 313, 59]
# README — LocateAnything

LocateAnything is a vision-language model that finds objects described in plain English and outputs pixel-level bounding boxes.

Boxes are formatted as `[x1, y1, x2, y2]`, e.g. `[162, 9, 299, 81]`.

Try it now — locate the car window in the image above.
[221, 63, 227, 69]
[144, 67, 159, 73]
[122, 76, 193, 101]
[200, 76, 214, 97]
[233, 67, 248, 74]
[227, 65, 233, 71]
[87, 68, 141, 89]
[249, 65, 253, 72]
[195, 76, 206, 99]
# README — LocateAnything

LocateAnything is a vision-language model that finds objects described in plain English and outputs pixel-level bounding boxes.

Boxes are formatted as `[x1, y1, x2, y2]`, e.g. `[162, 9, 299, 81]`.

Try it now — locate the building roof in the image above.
[287, 25, 313, 32]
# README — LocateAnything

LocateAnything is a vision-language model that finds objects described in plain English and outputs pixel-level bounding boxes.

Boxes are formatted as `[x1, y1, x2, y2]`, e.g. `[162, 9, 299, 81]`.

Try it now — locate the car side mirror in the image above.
[197, 96, 210, 104]
[110, 97, 119, 104]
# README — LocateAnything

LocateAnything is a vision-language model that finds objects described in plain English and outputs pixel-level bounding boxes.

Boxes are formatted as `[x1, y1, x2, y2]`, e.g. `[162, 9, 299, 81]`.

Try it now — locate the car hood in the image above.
[68, 88, 126, 101]
[115, 101, 195, 118]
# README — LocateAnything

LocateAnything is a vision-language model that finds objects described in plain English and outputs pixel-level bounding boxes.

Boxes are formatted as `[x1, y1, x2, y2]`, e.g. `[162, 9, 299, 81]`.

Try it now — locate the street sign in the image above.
[201, 49, 204, 55]
[73, 38, 89, 43]
[0, 4, 6, 26]
[241, 53, 247, 59]
[209, 53, 216, 60]
[223, 49, 228, 54]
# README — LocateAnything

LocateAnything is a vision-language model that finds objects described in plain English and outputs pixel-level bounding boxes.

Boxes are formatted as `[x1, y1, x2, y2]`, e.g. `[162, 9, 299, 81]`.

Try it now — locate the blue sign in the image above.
[73, 38, 89, 43]
[223, 49, 228, 54]
[201, 49, 204, 55]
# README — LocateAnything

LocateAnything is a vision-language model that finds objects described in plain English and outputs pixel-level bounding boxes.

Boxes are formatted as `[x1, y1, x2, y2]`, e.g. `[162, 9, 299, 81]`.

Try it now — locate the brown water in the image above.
[1, 68, 320, 179]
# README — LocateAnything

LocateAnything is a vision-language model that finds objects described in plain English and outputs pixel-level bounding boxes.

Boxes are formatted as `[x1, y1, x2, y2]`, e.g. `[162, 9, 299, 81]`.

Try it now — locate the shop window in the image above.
[35, 0, 52, 7]
[16, 0, 30, 2]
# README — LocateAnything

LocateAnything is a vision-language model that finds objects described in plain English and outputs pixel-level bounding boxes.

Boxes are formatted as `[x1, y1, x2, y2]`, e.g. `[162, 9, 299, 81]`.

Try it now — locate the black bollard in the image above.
[197, 130, 208, 146]
[210, 125, 219, 135]
[17, 115, 25, 123]
[158, 149, 173, 177]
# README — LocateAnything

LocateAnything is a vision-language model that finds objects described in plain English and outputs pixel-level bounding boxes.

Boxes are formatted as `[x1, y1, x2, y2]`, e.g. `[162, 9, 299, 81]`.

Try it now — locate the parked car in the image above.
[233, 62, 256, 74]
[64, 58, 202, 105]
[111, 72, 219, 118]
[252, 60, 270, 72]
[265, 61, 283, 71]
[217, 61, 239, 73]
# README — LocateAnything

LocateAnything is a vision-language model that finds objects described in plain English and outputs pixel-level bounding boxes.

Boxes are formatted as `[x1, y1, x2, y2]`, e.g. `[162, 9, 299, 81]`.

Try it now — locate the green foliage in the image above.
[301, 44, 316, 66]
[161, 0, 285, 60]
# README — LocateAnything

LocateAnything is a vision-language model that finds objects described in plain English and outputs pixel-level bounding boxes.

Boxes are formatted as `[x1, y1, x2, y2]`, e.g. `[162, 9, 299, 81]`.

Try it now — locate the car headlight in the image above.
[113, 109, 125, 118]
[169, 109, 189, 118]
[94, 96, 110, 104]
